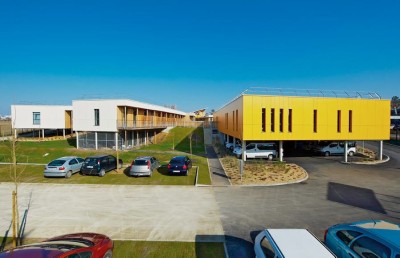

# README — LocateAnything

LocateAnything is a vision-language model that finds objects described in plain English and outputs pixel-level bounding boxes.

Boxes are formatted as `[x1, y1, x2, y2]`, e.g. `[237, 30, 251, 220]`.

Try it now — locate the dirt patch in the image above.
[220, 156, 307, 186]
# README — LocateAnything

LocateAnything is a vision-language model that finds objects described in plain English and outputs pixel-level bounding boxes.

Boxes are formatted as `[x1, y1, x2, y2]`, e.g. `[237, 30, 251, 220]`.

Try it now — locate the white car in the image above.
[315, 141, 356, 157]
[254, 229, 336, 258]
[242, 143, 277, 160]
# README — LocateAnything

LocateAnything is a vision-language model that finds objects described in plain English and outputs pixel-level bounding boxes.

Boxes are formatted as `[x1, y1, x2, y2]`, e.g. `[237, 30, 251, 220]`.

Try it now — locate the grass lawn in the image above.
[0, 127, 211, 185]
[0, 238, 225, 258]
[113, 241, 225, 258]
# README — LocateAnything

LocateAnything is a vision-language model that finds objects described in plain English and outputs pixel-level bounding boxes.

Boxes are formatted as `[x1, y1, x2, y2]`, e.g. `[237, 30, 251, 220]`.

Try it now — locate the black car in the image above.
[167, 156, 192, 176]
[80, 155, 122, 177]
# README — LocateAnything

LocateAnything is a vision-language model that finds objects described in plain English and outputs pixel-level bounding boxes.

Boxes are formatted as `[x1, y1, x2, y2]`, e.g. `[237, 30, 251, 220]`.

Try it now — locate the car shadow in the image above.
[195, 234, 254, 258]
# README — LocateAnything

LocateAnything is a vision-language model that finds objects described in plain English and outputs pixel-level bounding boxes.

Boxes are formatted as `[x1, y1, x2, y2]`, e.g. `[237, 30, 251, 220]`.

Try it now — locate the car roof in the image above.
[349, 220, 400, 247]
[172, 156, 186, 160]
[55, 156, 78, 160]
[266, 229, 335, 258]
[135, 156, 152, 160]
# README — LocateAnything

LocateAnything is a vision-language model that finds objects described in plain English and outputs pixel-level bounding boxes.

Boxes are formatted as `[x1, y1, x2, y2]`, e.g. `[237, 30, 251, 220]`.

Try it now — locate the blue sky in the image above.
[1, 0, 399, 115]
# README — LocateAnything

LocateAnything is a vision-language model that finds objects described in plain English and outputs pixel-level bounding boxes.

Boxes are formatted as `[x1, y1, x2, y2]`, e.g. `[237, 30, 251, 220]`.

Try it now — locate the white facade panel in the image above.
[11, 105, 72, 129]
[72, 100, 119, 132]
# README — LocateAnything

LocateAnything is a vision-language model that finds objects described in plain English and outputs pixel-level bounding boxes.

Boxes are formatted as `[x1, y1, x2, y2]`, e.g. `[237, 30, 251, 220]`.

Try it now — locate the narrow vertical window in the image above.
[33, 112, 41, 125]
[236, 110, 238, 131]
[349, 110, 352, 133]
[337, 110, 341, 133]
[279, 109, 284, 132]
[261, 108, 266, 132]
[271, 108, 275, 132]
[288, 109, 292, 133]
[313, 110, 317, 133]
[94, 109, 100, 126]
[233, 111, 235, 131]
[225, 113, 228, 129]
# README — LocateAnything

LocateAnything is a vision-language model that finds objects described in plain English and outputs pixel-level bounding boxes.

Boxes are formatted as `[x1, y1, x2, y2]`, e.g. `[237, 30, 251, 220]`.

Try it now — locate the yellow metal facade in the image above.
[215, 94, 390, 141]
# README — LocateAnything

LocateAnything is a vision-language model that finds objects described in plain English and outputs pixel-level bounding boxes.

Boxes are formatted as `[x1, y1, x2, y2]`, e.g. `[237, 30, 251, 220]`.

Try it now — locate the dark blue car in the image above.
[324, 220, 400, 258]
[167, 156, 192, 176]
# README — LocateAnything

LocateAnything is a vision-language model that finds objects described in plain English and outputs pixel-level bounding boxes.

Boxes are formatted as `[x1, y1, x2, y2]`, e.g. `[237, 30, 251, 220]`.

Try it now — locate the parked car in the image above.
[0, 232, 113, 258]
[167, 156, 192, 176]
[129, 156, 159, 177]
[44, 156, 85, 178]
[324, 220, 400, 258]
[237, 143, 277, 160]
[254, 229, 336, 258]
[226, 140, 241, 151]
[233, 146, 242, 157]
[315, 141, 356, 157]
[81, 155, 122, 177]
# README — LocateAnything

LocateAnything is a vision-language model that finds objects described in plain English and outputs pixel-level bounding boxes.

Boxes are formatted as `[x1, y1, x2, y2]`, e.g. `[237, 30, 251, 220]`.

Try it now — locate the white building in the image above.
[11, 99, 198, 149]
[11, 105, 72, 138]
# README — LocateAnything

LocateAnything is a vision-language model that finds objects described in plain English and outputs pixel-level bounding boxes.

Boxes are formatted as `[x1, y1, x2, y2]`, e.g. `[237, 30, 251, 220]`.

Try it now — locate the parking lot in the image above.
[215, 141, 400, 257]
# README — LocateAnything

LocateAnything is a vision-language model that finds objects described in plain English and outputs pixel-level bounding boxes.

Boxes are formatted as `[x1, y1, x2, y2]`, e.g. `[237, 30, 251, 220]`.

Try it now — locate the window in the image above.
[33, 112, 40, 125]
[260, 236, 276, 258]
[225, 113, 228, 129]
[351, 237, 391, 258]
[313, 110, 317, 133]
[336, 230, 362, 245]
[349, 110, 353, 133]
[288, 109, 292, 132]
[337, 110, 341, 133]
[246, 144, 256, 150]
[279, 109, 284, 132]
[233, 111, 235, 130]
[271, 108, 275, 132]
[69, 159, 78, 165]
[236, 110, 238, 132]
[66, 251, 93, 258]
[257, 144, 276, 150]
[262, 108, 266, 132]
[94, 109, 100, 126]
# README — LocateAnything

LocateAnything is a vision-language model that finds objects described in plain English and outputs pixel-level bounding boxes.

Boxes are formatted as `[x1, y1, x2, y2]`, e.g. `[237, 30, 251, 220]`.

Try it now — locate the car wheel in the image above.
[99, 169, 105, 177]
[324, 151, 330, 157]
[65, 171, 72, 179]
[103, 249, 113, 258]
[348, 151, 354, 157]
[267, 154, 273, 161]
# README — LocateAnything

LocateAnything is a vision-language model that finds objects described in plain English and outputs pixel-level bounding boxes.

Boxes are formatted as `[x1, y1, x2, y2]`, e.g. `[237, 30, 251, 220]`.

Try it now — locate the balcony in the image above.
[117, 119, 203, 130]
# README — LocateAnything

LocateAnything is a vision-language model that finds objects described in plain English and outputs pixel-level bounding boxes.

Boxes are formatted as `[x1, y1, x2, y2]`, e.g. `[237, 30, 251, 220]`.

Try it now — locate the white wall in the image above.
[11, 105, 72, 129]
[73, 100, 119, 132]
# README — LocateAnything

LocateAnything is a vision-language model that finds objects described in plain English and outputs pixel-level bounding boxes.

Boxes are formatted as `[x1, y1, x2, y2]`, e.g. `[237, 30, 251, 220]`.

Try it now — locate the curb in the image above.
[341, 155, 390, 165]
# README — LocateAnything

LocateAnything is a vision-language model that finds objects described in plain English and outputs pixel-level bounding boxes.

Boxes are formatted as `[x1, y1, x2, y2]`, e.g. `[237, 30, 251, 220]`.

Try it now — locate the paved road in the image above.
[215, 142, 400, 257]
[0, 184, 224, 242]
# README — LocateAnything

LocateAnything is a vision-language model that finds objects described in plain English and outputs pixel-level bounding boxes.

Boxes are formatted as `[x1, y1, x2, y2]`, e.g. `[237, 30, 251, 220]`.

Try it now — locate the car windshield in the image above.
[134, 160, 148, 165]
[84, 158, 99, 165]
[48, 160, 66, 166]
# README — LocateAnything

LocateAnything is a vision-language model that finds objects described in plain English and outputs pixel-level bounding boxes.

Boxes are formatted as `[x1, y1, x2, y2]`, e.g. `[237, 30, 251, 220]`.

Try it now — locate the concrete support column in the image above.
[14, 129, 18, 139]
[242, 140, 247, 161]
[95, 132, 98, 150]
[344, 141, 348, 163]
[379, 140, 383, 160]
[137, 131, 139, 146]
[145, 130, 148, 145]
[76, 131, 79, 149]
[154, 131, 156, 144]
[115, 132, 118, 150]
[131, 131, 134, 146]
[279, 140, 283, 162]
[63, 129, 66, 139]
[124, 130, 127, 148]
[42, 129, 45, 139]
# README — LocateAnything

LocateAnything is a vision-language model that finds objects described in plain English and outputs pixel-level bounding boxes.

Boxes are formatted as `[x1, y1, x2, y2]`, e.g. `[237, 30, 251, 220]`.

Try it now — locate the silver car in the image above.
[129, 156, 159, 177]
[44, 156, 84, 178]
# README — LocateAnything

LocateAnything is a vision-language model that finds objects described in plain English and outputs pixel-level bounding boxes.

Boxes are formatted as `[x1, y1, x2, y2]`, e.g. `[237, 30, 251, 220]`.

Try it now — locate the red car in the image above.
[0, 232, 113, 258]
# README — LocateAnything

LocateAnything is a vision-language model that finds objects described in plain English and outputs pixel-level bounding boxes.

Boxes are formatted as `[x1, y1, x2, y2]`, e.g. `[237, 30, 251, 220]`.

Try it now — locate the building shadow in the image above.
[327, 182, 386, 214]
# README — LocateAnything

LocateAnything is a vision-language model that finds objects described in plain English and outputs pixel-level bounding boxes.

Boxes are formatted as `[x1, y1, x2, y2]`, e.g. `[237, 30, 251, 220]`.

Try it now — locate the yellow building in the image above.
[214, 89, 390, 160]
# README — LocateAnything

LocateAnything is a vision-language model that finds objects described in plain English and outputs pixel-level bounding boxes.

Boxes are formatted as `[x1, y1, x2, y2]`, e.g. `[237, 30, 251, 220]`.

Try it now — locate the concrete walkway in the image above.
[206, 146, 231, 186]
[0, 183, 224, 242]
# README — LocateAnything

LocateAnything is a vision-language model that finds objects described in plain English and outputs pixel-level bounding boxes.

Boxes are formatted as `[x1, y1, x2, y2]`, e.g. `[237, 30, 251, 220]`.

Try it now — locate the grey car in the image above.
[129, 156, 159, 177]
[44, 156, 84, 178]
